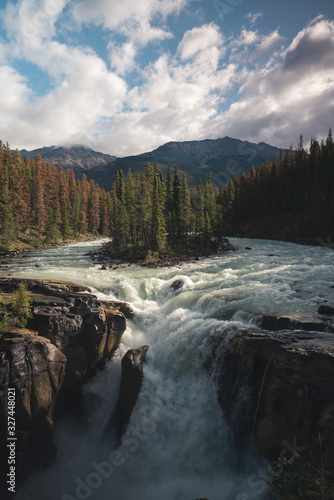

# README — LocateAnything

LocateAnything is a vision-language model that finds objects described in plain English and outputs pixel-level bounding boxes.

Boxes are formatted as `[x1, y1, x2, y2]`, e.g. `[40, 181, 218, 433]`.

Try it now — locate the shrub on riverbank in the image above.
[0, 283, 32, 329]
[267, 451, 334, 499]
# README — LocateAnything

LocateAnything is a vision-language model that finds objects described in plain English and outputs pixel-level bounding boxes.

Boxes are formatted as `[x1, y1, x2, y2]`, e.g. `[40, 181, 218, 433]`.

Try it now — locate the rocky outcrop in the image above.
[210, 327, 334, 471]
[259, 313, 334, 333]
[170, 279, 184, 292]
[0, 328, 66, 497]
[0, 278, 131, 494]
[0, 278, 131, 404]
[235, 310, 334, 333]
[118, 346, 149, 428]
[104, 345, 149, 442]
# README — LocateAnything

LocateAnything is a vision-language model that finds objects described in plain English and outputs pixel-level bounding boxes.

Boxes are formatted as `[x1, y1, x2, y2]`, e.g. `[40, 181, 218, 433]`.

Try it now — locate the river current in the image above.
[3, 237, 334, 500]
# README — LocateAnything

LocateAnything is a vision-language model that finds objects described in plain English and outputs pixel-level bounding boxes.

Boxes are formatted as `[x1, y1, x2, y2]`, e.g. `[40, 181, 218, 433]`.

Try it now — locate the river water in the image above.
[3, 237, 334, 500]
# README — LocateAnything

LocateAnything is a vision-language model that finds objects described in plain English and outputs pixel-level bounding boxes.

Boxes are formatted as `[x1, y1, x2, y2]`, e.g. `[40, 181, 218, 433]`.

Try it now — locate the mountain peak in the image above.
[98, 136, 285, 189]
[19, 145, 116, 171]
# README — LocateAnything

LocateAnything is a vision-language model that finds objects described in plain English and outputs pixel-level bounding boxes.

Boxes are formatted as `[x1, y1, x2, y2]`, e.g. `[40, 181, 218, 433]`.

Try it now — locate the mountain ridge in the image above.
[20, 145, 116, 171]
[20, 137, 285, 189]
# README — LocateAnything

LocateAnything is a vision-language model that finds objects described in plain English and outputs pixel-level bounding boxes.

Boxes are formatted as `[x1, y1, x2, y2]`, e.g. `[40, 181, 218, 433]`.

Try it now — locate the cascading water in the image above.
[3, 237, 334, 500]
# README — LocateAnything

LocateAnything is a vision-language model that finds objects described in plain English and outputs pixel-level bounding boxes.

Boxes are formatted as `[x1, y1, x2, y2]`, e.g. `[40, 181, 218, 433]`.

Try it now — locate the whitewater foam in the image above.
[5, 236, 334, 500]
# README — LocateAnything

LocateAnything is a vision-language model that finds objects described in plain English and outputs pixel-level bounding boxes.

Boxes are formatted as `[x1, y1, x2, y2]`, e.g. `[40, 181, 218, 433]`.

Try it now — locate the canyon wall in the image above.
[0, 278, 132, 497]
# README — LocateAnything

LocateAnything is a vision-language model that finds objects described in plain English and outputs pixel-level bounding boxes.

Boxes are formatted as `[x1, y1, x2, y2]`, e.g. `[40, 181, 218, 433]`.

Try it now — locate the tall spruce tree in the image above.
[168, 165, 182, 248]
[151, 174, 166, 252]
[180, 172, 193, 245]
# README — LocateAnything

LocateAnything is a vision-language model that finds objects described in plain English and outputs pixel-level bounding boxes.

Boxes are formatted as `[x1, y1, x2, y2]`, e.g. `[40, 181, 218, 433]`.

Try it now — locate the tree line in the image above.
[218, 129, 334, 244]
[2, 129, 333, 256]
[0, 141, 224, 257]
[0, 141, 110, 251]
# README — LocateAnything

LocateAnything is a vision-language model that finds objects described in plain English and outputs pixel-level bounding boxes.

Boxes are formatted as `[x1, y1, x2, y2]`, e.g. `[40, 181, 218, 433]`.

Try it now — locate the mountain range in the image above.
[20, 137, 284, 189]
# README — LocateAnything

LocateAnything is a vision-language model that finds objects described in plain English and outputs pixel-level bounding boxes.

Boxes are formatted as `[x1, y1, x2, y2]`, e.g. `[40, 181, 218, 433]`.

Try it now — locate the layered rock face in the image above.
[0, 328, 66, 494]
[210, 327, 334, 470]
[0, 278, 131, 495]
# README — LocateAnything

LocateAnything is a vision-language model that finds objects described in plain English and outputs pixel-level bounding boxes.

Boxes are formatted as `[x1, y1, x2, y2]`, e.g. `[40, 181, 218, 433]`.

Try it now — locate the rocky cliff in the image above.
[0, 278, 131, 496]
[209, 325, 334, 471]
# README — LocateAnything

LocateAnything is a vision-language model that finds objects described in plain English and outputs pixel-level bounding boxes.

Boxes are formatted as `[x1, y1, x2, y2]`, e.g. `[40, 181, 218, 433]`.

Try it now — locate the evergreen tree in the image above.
[168, 165, 182, 247]
[45, 206, 60, 242]
[204, 170, 216, 231]
[0, 145, 16, 242]
[151, 175, 166, 252]
[61, 201, 70, 239]
[180, 172, 193, 245]
[195, 179, 205, 239]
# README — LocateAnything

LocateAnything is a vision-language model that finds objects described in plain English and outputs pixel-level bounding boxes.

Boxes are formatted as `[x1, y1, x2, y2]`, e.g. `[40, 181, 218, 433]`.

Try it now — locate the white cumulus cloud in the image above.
[177, 23, 223, 60]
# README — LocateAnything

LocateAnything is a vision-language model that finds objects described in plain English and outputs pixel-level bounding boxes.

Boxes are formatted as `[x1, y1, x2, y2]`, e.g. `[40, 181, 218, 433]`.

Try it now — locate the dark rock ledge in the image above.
[209, 327, 334, 471]
[0, 277, 132, 496]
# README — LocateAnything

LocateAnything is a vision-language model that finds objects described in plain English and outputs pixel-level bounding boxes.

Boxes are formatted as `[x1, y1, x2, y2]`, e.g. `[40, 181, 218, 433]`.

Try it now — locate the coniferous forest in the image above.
[0, 141, 222, 259]
[0, 129, 333, 259]
[219, 129, 334, 245]
[0, 141, 110, 252]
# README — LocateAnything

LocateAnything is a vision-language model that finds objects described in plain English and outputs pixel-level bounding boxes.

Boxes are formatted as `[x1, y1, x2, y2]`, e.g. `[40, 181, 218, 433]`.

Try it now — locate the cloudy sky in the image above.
[0, 0, 334, 156]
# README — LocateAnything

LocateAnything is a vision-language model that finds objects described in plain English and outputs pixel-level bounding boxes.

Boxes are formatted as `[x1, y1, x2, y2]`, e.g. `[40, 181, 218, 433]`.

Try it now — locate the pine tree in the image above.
[125, 169, 137, 245]
[32, 154, 47, 232]
[0, 144, 16, 242]
[151, 175, 166, 252]
[204, 170, 216, 231]
[168, 165, 182, 247]
[45, 206, 60, 242]
[78, 176, 89, 234]
[195, 179, 205, 240]
[61, 201, 70, 239]
[99, 189, 109, 236]
[180, 172, 192, 245]
[203, 210, 212, 248]
[115, 169, 125, 204]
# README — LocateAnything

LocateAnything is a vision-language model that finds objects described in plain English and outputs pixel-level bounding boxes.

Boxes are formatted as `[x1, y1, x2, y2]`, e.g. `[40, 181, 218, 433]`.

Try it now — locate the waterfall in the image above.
[3, 237, 334, 500]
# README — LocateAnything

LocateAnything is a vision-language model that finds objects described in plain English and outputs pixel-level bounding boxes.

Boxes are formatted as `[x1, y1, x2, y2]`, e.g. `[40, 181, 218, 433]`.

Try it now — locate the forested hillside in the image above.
[0, 142, 110, 252]
[219, 129, 334, 245]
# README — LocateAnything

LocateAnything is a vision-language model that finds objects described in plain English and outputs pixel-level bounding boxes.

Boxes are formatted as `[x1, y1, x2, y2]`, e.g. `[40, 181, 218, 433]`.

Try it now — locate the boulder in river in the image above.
[318, 304, 334, 315]
[170, 279, 183, 292]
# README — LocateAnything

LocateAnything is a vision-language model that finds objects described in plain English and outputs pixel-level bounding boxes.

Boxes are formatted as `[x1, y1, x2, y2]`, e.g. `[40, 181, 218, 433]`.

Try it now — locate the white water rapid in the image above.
[3, 237, 334, 500]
